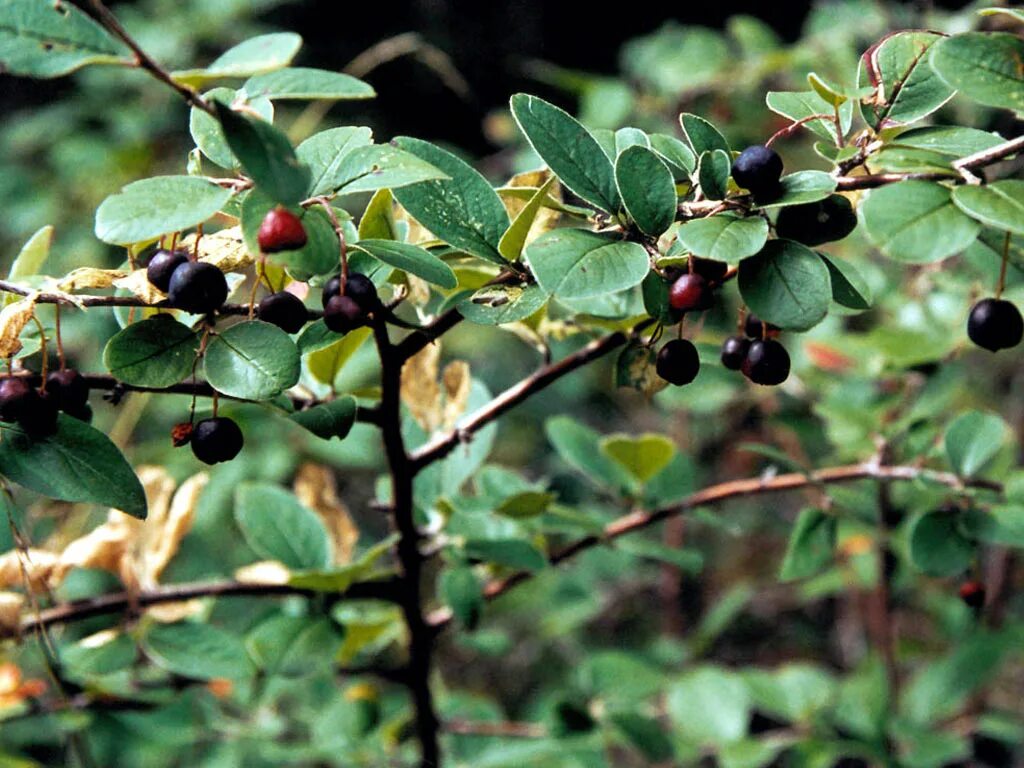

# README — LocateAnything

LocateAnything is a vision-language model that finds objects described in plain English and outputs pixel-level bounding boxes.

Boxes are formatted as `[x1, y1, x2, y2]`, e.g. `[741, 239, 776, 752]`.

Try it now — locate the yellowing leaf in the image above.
[113, 268, 168, 304]
[441, 360, 471, 430]
[293, 463, 358, 565]
[600, 433, 677, 484]
[0, 295, 38, 359]
[138, 471, 207, 587]
[234, 560, 291, 584]
[179, 226, 253, 273]
[56, 267, 126, 292]
[308, 326, 372, 386]
[0, 548, 60, 593]
[401, 342, 441, 432]
[0, 592, 25, 634]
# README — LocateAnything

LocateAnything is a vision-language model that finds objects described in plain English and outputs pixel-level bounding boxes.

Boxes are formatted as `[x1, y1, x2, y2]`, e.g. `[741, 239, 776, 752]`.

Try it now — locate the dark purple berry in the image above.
[967, 298, 1023, 352]
[323, 295, 367, 334]
[190, 417, 243, 465]
[775, 195, 857, 246]
[656, 339, 700, 386]
[744, 313, 779, 339]
[732, 145, 783, 199]
[167, 262, 229, 315]
[46, 369, 89, 411]
[257, 292, 308, 334]
[0, 378, 33, 423]
[322, 272, 379, 312]
[720, 336, 750, 370]
[146, 249, 190, 292]
[17, 389, 59, 438]
[742, 339, 791, 386]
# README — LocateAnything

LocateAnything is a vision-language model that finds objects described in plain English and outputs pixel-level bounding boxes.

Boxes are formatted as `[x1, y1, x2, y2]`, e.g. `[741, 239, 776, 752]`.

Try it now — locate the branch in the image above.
[7, 577, 401, 640]
[394, 307, 464, 362]
[444, 719, 548, 738]
[426, 463, 1002, 629]
[409, 321, 652, 471]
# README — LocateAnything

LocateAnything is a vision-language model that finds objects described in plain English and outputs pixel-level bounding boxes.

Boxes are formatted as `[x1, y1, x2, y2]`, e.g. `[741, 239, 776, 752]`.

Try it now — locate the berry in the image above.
[146, 249, 189, 292]
[744, 313, 779, 339]
[63, 402, 93, 423]
[967, 298, 1023, 352]
[742, 339, 791, 385]
[167, 262, 229, 315]
[257, 207, 307, 253]
[0, 378, 33, 422]
[46, 369, 89, 411]
[552, 701, 595, 735]
[775, 195, 857, 246]
[190, 417, 244, 465]
[323, 295, 367, 334]
[656, 339, 700, 386]
[689, 256, 729, 284]
[257, 291, 308, 334]
[322, 272, 379, 312]
[720, 336, 750, 370]
[668, 273, 713, 312]
[16, 389, 58, 438]
[959, 580, 986, 610]
[731, 145, 783, 198]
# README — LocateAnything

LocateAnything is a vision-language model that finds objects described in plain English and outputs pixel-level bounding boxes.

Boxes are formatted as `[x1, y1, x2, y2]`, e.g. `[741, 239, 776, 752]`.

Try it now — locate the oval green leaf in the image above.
[95, 176, 232, 245]
[738, 239, 831, 331]
[526, 229, 649, 300]
[234, 482, 332, 570]
[353, 240, 457, 288]
[951, 180, 1024, 236]
[615, 145, 677, 236]
[931, 32, 1024, 112]
[676, 214, 768, 264]
[204, 320, 300, 401]
[103, 314, 200, 388]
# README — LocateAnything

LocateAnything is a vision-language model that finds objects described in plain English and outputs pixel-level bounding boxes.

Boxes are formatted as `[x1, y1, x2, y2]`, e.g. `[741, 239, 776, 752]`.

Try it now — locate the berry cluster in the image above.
[146, 249, 228, 315]
[322, 272, 379, 333]
[720, 314, 791, 386]
[0, 369, 91, 439]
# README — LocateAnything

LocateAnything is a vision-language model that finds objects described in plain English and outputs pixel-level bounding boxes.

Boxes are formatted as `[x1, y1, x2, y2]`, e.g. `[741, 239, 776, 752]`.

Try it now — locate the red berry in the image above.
[668, 273, 712, 312]
[959, 580, 986, 610]
[257, 207, 307, 253]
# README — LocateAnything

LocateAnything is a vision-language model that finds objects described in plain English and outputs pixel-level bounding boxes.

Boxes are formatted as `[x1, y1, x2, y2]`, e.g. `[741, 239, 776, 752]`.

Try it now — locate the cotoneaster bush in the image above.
[0, 2, 1023, 767]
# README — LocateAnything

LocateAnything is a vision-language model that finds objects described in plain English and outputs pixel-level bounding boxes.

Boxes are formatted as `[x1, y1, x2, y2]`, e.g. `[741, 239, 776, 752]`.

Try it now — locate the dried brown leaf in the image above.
[234, 560, 291, 585]
[0, 549, 60, 593]
[113, 269, 168, 304]
[0, 296, 38, 359]
[293, 464, 358, 565]
[180, 226, 253, 273]
[0, 592, 25, 634]
[401, 342, 441, 432]
[56, 268, 126, 292]
[441, 361, 471, 430]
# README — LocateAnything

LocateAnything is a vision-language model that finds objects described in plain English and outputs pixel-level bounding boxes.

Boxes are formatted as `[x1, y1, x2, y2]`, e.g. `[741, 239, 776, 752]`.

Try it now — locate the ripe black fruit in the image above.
[775, 195, 857, 246]
[322, 272, 379, 312]
[959, 580, 986, 610]
[742, 339, 791, 385]
[191, 417, 244, 464]
[46, 369, 89, 411]
[17, 389, 59, 438]
[64, 402, 93, 423]
[720, 336, 750, 370]
[167, 262, 229, 314]
[257, 291, 308, 334]
[668, 273, 713, 312]
[257, 207, 307, 253]
[323, 295, 366, 334]
[967, 298, 1023, 352]
[689, 256, 729, 283]
[744, 313, 779, 339]
[146, 249, 189, 292]
[656, 339, 700, 386]
[732, 145, 783, 198]
[0, 378, 32, 422]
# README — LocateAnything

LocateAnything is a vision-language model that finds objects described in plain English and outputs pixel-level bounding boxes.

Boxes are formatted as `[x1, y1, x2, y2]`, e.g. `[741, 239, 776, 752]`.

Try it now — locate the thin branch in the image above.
[444, 719, 548, 738]
[394, 307, 464, 362]
[427, 463, 1002, 629]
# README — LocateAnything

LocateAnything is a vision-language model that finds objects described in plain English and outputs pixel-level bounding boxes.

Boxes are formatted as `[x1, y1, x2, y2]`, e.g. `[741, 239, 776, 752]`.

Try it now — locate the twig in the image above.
[444, 719, 547, 738]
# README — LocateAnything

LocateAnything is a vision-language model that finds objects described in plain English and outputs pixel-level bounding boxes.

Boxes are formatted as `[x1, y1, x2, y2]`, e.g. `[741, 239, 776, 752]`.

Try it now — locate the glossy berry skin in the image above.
[46, 369, 89, 411]
[146, 249, 190, 292]
[0, 378, 33, 422]
[656, 339, 700, 386]
[17, 389, 59, 438]
[167, 262, 229, 314]
[257, 291, 309, 334]
[775, 195, 857, 246]
[191, 417, 244, 465]
[731, 145, 783, 198]
[967, 298, 1023, 352]
[959, 580, 986, 610]
[323, 295, 366, 334]
[720, 336, 750, 370]
[744, 313, 779, 339]
[257, 207, 307, 253]
[742, 339, 791, 386]
[322, 272, 379, 312]
[668, 273, 712, 312]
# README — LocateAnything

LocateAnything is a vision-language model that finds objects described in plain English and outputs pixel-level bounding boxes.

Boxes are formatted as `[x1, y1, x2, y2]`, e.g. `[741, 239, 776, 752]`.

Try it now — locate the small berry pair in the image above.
[0, 378, 57, 438]
[322, 272, 379, 334]
[46, 369, 92, 422]
[967, 297, 1022, 352]
[147, 249, 228, 315]
[720, 316, 791, 386]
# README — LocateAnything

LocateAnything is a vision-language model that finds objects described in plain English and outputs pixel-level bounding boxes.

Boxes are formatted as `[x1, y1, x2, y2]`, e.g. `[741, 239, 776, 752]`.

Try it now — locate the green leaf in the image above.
[510, 93, 621, 213]
[498, 176, 557, 261]
[611, 713, 675, 762]
[821, 254, 873, 310]
[172, 33, 301, 84]
[290, 396, 357, 441]
[744, 664, 836, 722]
[353, 240, 457, 288]
[679, 113, 730, 155]
[359, 188, 399, 240]
[599, 433, 676, 484]
[779, 508, 836, 581]
[755, 171, 837, 209]
[103, 315, 200, 388]
[930, 32, 1024, 112]
[311, 143, 447, 198]
[307, 326, 372, 386]
[697, 149, 731, 201]
[61, 633, 136, 680]
[458, 284, 549, 326]
[241, 67, 374, 100]
[292, 126, 373, 198]
[440, 564, 483, 629]
[859, 31, 953, 128]
[204, 321, 301, 401]
[143, 622, 253, 681]
[95, 176, 232, 245]
[288, 536, 397, 593]
[766, 90, 852, 143]
[190, 88, 274, 170]
[945, 410, 1007, 477]
[526, 229, 649, 299]
[676, 214, 768, 264]
[0, 0, 124, 77]
[615, 146, 676, 236]
[235, 483, 332, 569]
[888, 126, 1005, 157]
[0, 416, 146, 518]
[738, 240, 831, 331]
[545, 416, 635, 493]
[240, 192, 338, 280]
[6, 225, 52, 304]
[214, 103, 309, 205]
[807, 72, 846, 106]
[859, 181, 980, 263]
[391, 137, 509, 264]
[908, 508, 975, 577]
[649, 133, 696, 180]
[615, 127, 649, 153]
[495, 491, 555, 519]
[463, 538, 546, 570]
[615, 342, 666, 396]
[616, 538, 703, 572]
[667, 666, 751, 746]
[951, 180, 1024, 236]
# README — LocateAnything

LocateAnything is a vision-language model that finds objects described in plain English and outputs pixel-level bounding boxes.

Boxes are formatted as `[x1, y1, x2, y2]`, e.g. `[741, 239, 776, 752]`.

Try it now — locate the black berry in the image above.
[689, 256, 729, 284]
[46, 369, 89, 411]
[64, 402, 93, 423]
[322, 272, 379, 312]
[16, 389, 59, 439]
[146, 249, 190, 292]
[742, 339, 791, 385]
[959, 580, 986, 610]
[257, 291, 309, 334]
[0, 378, 33, 422]
[967, 298, 1023, 352]
[720, 336, 750, 370]
[656, 339, 700, 386]
[552, 702, 595, 735]
[257, 207, 307, 253]
[190, 417, 244, 465]
[744, 313, 779, 339]
[323, 295, 366, 334]
[732, 145, 783, 199]
[167, 262, 229, 315]
[775, 195, 857, 246]
[668, 273, 713, 312]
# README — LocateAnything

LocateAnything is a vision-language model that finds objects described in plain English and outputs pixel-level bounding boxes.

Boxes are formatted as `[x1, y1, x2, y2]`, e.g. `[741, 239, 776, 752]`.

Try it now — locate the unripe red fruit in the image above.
[167, 262, 229, 314]
[257, 207, 307, 253]
[967, 298, 1023, 352]
[191, 417, 244, 465]
[323, 294, 367, 334]
[668, 273, 713, 312]
[732, 145, 784, 199]
[656, 339, 700, 386]
[322, 272, 380, 312]
[720, 336, 750, 370]
[46, 369, 89, 411]
[257, 291, 309, 334]
[146, 249, 190, 292]
[959, 580, 986, 610]
[0, 378, 33, 422]
[742, 339, 791, 386]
